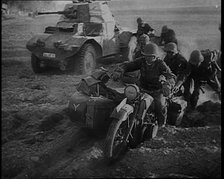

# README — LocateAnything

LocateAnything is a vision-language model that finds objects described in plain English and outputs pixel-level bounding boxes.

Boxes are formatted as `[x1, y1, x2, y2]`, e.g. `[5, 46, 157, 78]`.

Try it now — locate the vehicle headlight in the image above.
[124, 84, 139, 100]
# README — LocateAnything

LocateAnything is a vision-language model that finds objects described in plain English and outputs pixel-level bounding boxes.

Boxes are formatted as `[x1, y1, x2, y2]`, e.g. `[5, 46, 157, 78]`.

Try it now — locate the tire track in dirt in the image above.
[15, 119, 104, 179]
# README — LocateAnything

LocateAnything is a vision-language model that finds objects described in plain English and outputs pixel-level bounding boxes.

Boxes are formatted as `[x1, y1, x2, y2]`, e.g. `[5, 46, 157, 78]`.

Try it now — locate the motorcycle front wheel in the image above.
[104, 118, 129, 162]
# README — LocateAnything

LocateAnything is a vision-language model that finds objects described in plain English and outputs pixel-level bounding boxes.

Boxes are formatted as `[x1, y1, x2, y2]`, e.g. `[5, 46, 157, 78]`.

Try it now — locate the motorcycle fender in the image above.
[110, 103, 134, 122]
[141, 93, 154, 109]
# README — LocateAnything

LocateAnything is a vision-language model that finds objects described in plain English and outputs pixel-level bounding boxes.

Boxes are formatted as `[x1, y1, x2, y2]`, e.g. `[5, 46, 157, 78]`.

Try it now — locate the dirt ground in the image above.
[2, 3, 221, 179]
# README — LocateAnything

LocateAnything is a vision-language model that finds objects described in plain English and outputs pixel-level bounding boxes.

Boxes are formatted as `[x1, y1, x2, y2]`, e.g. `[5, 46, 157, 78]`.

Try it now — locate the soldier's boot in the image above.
[189, 93, 199, 110]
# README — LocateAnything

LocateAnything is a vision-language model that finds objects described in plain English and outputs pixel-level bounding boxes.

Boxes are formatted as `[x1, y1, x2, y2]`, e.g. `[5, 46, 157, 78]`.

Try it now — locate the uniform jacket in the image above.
[164, 53, 188, 83]
[186, 50, 220, 81]
[137, 22, 154, 35]
[118, 57, 176, 90]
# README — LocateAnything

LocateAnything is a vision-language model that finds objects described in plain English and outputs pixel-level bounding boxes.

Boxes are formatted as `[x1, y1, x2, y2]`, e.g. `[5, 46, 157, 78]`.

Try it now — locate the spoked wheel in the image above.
[104, 119, 129, 162]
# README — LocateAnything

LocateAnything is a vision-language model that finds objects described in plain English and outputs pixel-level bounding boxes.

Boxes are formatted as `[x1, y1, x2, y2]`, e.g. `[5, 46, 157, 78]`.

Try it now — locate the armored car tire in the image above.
[31, 54, 45, 73]
[76, 43, 97, 75]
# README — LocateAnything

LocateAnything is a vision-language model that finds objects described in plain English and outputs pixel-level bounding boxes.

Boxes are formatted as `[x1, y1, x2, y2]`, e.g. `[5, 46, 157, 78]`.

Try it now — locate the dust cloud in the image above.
[110, 0, 221, 10]
[198, 88, 221, 106]
[5, 1, 72, 13]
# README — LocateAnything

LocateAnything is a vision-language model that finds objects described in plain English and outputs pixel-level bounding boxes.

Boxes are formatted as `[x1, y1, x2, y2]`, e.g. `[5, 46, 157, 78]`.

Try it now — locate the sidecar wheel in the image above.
[104, 119, 128, 162]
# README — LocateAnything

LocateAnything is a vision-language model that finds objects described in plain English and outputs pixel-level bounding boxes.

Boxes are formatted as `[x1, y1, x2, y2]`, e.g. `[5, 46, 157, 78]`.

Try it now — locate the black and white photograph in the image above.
[2, 0, 221, 178]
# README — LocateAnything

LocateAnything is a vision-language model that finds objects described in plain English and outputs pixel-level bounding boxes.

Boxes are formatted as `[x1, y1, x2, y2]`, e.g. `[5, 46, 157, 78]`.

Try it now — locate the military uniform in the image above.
[137, 22, 154, 36]
[160, 28, 178, 45]
[117, 57, 176, 126]
[164, 53, 189, 87]
[184, 50, 221, 108]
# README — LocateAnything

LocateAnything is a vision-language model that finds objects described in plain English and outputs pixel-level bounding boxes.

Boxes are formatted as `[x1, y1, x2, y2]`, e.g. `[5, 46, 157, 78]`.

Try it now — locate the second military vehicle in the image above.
[26, 1, 133, 74]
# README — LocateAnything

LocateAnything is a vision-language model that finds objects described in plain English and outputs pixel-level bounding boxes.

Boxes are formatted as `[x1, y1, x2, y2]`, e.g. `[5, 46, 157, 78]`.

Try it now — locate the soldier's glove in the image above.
[159, 75, 166, 83]
[112, 65, 125, 81]
[111, 71, 121, 81]
[172, 80, 182, 94]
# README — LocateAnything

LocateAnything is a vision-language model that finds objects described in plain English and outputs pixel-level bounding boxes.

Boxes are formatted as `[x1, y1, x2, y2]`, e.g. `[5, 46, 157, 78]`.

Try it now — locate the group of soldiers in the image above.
[113, 17, 221, 128]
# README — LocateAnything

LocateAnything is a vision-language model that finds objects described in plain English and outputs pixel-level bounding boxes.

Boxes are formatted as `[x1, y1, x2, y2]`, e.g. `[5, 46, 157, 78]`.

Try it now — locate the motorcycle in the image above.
[104, 83, 161, 162]
[67, 66, 186, 161]
[103, 73, 188, 161]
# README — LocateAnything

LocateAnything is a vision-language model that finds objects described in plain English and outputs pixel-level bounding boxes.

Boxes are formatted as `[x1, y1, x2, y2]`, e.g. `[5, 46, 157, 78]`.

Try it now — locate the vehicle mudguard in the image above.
[26, 33, 100, 61]
[137, 93, 154, 120]
[110, 98, 134, 121]
[26, 34, 50, 51]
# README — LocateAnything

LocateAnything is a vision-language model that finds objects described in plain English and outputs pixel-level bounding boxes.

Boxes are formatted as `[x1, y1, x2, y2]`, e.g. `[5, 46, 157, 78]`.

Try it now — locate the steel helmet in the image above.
[161, 25, 168, 33]
[142, 43, 159, 56]
[164, 42, 178, 54]
[189, 50, 204, 65]
[137, 17, 143, 24]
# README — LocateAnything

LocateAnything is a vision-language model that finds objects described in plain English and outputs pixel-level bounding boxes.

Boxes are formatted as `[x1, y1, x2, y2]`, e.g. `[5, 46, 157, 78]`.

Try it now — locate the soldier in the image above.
[135, 33, 150, 58]
[160, 25, 178, 46]
[127, 17, 153, 62]
[184, 49, 221, 109]
[163, 42, 189, 94]
[136, 17, 155, 37]
[112, 43, 176, 127]
[122, 34, 149, 84]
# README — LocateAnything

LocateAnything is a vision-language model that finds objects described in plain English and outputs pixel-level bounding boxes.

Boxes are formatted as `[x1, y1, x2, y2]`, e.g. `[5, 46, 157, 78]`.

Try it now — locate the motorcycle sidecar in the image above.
[68, 91, 117, 135]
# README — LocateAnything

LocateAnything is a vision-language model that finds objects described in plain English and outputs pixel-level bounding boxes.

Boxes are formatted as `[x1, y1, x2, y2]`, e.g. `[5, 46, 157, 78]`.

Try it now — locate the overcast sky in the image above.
[52, 0, 221, 11]
[109, 0, 221, 10]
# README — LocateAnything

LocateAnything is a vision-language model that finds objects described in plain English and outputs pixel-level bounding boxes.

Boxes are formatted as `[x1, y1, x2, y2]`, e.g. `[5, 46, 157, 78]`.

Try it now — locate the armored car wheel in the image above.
[31, 54, 45, 73]
[76, 43, 97, 75]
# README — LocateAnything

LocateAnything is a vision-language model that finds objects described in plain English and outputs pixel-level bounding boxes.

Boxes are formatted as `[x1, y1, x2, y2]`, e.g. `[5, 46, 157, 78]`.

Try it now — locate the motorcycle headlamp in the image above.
[124, 84, 140, 100]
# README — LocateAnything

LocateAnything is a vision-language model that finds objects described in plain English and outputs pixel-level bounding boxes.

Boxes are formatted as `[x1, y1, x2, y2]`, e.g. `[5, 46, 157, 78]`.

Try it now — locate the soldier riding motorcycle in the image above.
[104, 43, 178, 161]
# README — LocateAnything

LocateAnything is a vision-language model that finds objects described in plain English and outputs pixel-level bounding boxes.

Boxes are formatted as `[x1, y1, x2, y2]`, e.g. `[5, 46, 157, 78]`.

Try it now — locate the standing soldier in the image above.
[160, 25, 178, 46]
[128, 17, 155, 62]
[163, 42, 189, 94]
[136, 17, 155, 37]
[112, 43, 176, 127]
[184, 49, 221, 109]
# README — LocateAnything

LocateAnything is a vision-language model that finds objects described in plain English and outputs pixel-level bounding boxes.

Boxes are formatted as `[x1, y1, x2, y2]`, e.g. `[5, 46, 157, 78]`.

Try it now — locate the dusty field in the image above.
[2, 1, 221, 179]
